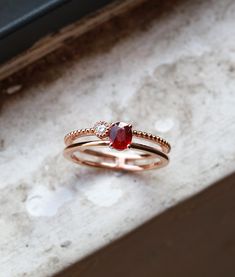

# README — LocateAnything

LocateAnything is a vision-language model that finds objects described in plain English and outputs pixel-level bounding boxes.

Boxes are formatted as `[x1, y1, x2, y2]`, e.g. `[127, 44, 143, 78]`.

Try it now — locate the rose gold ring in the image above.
[63, 121, 171, 171]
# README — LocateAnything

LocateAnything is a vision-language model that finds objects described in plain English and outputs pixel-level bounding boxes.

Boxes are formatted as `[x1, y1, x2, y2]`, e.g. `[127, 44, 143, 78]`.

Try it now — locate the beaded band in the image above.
[64, 128, 171, 154]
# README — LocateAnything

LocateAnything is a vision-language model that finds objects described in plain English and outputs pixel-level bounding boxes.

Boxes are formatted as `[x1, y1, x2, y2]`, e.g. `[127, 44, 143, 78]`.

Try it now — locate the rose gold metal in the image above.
[63, 121, 171, 171]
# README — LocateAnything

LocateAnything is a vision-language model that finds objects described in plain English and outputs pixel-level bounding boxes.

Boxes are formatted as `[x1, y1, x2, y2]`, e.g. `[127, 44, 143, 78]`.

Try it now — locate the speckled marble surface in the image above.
[1, 0, 235, 276]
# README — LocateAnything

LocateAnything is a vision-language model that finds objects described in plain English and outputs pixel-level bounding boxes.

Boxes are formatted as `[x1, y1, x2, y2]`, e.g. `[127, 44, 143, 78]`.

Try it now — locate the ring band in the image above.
[63, 121, 171, 171]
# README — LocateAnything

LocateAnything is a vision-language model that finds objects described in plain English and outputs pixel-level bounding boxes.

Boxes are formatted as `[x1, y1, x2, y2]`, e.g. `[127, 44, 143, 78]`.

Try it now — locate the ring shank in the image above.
[64, 140, 169, 171]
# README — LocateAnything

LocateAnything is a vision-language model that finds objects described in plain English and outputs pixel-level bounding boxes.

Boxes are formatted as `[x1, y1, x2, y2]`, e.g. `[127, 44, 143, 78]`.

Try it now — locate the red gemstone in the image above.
[109, 122, 132, 150]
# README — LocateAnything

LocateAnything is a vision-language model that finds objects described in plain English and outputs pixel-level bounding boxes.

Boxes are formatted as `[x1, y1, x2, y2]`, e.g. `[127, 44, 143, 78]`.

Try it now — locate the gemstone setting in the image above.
[94, 121, 110, 138]
[109, 122, 132, 150]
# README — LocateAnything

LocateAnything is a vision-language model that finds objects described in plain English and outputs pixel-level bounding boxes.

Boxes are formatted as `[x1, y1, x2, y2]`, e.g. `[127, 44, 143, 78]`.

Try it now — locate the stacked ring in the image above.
[63, 121, 171, 171]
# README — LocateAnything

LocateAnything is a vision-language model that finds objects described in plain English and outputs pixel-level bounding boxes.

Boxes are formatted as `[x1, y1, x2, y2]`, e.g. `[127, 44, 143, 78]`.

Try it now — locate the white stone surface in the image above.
[1, 0, 235, 276]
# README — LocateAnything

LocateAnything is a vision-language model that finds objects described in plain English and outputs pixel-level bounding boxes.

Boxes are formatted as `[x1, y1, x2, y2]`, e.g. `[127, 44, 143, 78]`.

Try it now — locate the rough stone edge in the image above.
[0, 0, 147, 82]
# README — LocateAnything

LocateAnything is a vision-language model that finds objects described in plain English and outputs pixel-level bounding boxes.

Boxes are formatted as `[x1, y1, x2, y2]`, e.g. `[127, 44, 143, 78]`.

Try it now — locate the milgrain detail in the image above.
[133, 130, 171, 154]
[64, 127, 171, 154]
[64, 128, 95, 145]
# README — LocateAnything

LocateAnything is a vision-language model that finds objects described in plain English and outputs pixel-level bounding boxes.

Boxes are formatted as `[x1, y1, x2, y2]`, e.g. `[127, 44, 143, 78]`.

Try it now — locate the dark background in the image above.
[0, 0, 114, 64]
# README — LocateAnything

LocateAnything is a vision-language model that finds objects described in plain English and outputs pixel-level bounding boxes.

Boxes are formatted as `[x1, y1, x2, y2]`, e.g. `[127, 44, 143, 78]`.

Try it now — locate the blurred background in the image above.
[0, 0, 235, 276]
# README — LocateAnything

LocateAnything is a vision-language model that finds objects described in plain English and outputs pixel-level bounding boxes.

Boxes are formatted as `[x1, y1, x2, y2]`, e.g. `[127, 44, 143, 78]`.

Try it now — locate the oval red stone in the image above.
[109, 122, 132, 150]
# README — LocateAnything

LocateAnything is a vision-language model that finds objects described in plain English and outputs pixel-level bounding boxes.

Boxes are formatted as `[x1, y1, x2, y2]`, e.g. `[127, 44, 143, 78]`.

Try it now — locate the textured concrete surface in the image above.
[56, 173, 235, 277]
[0, 0, 235, 276]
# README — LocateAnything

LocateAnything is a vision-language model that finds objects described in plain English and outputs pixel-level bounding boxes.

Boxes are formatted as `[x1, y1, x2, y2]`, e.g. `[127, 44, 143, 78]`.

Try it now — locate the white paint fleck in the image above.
[155, 118, 175, 133]
[79, 177, 123, 207]
[26, 186, 74, 217]
[6, 85, 22, 95]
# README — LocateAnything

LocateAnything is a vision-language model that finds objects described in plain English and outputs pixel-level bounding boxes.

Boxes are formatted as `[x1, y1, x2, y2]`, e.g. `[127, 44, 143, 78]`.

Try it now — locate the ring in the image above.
[63, 121, 171, 171]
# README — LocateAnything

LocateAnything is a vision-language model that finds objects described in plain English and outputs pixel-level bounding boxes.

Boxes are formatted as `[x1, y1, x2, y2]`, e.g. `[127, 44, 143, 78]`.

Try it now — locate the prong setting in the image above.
[109, 122, 133, 150]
